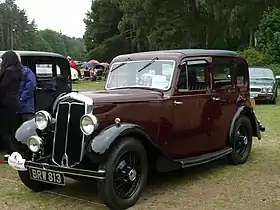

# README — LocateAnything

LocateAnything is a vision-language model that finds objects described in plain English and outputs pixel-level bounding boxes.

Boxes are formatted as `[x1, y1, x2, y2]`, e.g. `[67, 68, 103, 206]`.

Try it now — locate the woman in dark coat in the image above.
[0, 51, 22, 153]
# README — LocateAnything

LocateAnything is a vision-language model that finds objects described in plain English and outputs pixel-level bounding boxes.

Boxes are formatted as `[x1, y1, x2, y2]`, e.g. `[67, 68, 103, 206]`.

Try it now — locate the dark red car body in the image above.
[81, 49, 264, 165]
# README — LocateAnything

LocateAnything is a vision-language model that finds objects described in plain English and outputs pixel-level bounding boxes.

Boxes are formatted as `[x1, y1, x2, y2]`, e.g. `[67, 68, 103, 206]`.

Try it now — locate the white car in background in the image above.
[70, 67, 79, 81]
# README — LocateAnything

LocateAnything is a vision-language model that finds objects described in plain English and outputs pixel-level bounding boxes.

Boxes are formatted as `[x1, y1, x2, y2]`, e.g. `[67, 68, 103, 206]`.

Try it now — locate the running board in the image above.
[174, 147, 233, 168]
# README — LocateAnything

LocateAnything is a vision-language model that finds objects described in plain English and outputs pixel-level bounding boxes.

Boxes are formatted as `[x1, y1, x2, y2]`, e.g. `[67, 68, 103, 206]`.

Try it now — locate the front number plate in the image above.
[28, 168, 65, 186]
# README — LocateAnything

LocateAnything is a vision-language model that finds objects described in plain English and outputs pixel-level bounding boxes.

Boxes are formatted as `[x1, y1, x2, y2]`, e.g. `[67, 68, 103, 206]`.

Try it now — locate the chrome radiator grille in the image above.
[52, 101, 85, 167]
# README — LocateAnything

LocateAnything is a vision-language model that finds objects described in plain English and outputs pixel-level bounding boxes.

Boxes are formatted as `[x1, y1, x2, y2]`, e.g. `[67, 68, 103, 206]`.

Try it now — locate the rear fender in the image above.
[90, 123, 156, 154]
[15, 119, 38, 145]
[229, 106, 262, 140]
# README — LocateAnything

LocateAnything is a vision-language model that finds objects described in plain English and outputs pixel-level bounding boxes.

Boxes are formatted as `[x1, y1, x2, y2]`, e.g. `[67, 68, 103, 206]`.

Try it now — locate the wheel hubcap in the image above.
[243, 136, 248, 145]
[128, 169, 137, 181]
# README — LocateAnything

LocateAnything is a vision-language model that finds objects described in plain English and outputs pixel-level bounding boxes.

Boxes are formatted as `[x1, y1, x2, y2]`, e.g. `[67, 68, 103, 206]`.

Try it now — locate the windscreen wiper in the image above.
[112, 86, 164, 96]
[110, 57, 131, 72]
[137, 57, 158, 72]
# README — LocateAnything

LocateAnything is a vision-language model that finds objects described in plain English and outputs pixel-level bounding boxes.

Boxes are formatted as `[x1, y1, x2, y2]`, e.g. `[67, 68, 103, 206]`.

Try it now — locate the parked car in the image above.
[249, 67, 278, 104]
[5, 49, 265, 210]
[0, 51, 72, 112]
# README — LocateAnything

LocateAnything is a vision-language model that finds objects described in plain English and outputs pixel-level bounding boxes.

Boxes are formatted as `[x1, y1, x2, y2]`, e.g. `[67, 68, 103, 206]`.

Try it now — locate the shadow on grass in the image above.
[49, 158, 228, 202]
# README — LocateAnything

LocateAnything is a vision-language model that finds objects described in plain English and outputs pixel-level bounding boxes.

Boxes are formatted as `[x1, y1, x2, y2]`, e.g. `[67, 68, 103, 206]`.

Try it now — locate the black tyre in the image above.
[97, 137, 148, 210]
[227, 115, 253, 165]
[17, 151, 55, 192]
[270, 97, 276, 104]
[18, 171, 55, 192]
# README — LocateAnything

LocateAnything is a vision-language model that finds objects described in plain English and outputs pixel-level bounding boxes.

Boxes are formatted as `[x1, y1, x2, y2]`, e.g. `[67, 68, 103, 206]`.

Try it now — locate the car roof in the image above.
[112, 49, 244, 62]
[0, 51, 66, 59]
[249, 67, 272, 71]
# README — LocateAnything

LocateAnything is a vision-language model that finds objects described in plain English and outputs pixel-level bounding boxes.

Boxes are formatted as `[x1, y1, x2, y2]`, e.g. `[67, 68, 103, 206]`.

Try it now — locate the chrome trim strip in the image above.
[59, 92, 93, 109]
[62, 102, 71, 167]
[51, 101, 64, 166]
[26, 163, 105, 180]
[80, 102, 87, 161]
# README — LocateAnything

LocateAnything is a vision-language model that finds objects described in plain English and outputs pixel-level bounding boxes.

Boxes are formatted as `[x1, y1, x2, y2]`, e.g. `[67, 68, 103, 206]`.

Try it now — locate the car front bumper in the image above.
[250, 92, 274, 101]
[258, 120, 265, 132]
[4, 152, 105, 180]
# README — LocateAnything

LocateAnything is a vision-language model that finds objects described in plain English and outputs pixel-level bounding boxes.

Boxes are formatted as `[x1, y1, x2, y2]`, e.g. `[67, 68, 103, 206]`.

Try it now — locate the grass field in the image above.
[0, 83, 279, 209]
[72, 80, 105, 91]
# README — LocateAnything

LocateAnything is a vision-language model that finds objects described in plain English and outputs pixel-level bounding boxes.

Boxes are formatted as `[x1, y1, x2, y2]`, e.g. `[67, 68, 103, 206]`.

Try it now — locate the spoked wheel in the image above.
[114, 152, 142, 200]
[97, 137, 148, 210]
[234, 126, 249, 157]
[227, 116, 252, 165]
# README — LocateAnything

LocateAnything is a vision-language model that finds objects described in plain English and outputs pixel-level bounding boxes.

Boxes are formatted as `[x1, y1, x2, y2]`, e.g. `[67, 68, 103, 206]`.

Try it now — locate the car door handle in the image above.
[212, 97, 221, 101]
[174, 101, 183, 105]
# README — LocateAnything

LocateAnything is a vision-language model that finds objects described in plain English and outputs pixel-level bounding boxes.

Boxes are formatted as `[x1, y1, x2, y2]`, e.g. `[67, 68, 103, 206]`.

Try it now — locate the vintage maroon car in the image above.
[5, 49, 265, 209]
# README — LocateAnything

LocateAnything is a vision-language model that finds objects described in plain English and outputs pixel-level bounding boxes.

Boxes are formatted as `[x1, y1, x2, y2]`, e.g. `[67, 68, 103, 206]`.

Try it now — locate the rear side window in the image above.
[212, 62, 232, 89]
[235, 61, 247, 85]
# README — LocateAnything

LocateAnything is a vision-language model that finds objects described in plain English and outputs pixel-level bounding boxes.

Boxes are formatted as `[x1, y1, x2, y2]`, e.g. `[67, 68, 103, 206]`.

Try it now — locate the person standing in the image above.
[16, 52, 37, 125]
[0, 51, 22, 154]
[67, 56, 81, 78]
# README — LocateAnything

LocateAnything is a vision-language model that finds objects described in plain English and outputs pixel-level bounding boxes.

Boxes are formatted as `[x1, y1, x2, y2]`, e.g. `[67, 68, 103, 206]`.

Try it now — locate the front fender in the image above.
[15, 119, 38, 145]
[229, 106, 263, 140]
[90, 123, 155, 154]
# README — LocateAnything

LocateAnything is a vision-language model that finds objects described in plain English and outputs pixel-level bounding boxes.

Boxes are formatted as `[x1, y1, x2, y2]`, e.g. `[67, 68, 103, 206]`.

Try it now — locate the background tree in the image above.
[83, 0, 280, 74]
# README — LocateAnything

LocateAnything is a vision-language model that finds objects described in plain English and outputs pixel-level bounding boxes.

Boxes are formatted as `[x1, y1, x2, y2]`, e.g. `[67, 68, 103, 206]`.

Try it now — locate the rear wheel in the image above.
[97, 137, 148, 210]
[227, 116, 253, 165]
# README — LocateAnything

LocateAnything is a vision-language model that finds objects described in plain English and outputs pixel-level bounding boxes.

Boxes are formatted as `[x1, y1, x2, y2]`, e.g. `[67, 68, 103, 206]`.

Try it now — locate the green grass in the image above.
[0, 91, 279, 209]
[72, 80, 105, 91]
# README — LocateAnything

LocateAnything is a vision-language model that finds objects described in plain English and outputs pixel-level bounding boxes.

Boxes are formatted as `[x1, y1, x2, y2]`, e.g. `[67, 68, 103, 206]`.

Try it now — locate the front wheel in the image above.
[18, 171, 55, 192]
[97, 137, 148, 210]
[227, 115, 253, 165]
[17, 150, 55, 192]
[270, 97, 276, 104]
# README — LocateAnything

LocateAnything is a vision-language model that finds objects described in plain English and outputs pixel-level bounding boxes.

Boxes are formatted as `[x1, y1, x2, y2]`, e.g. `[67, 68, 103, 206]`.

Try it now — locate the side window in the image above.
[36, 64, 61, 78]
[187, 64, 207, 90]
[212, 62, 232, 89]
[235, 61, 247, 85]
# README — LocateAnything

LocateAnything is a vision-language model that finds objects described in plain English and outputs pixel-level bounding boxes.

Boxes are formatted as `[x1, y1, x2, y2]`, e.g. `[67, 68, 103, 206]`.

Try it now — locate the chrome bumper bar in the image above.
[5, 152, 105, 180]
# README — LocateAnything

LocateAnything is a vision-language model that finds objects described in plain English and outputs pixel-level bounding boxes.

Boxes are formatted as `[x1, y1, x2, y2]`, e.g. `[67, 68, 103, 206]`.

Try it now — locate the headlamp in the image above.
[34, 111, 52, 130]
[80, 114, 98, 135]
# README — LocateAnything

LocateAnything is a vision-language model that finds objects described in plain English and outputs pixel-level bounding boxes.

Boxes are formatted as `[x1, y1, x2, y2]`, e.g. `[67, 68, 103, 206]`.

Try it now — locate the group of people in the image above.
[0, 51, 36, 154]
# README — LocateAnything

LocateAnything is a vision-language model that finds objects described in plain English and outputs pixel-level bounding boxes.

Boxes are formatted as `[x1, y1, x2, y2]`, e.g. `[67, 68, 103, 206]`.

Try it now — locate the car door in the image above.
[208, 57, 239, 150]
[168, 59, 215, 158]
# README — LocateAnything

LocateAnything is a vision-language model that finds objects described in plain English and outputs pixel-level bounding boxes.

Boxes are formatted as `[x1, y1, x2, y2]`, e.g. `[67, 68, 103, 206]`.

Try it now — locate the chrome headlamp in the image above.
[267, 87, 273, 93]
[34, 111, 52, 130]
[27, 136, 43, 153]
[80, 114, 98, 135]
[261, 87, 268, 93]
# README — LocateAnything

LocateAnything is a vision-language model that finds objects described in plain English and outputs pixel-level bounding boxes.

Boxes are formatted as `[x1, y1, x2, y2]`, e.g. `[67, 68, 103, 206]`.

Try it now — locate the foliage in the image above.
[238, 47, 270, 66]
[0, 0, 86, 60]
[256, 8, 280, 63]
[268, 63, 280, 76]
[84, 0, 280, 62]
[83, 0, 125, 61]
